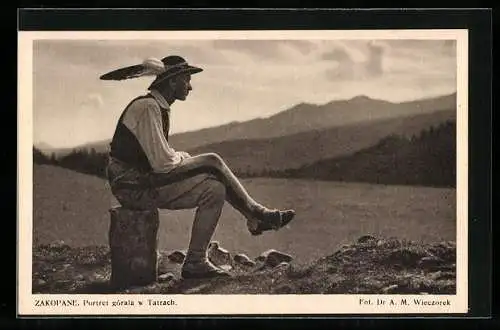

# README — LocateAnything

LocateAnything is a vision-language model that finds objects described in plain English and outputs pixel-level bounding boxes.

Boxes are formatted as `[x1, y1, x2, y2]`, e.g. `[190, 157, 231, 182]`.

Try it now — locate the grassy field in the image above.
[32, 165, 456, 265]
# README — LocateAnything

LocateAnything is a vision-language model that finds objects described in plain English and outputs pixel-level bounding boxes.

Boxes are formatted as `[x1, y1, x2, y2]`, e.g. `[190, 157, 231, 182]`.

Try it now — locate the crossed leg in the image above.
[110, 153, 295, 278]
[149, 153, 295, 234]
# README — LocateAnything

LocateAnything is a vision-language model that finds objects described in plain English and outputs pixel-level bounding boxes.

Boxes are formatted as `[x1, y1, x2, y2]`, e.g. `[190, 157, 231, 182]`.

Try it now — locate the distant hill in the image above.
[43, 109, 456, 182]
[283, 120, 456, 188]
[41, 139, 111, 159]
[34, 142, 54, 154]
[170, 93, 456, 151]
[33, 147, 52, 164]
[187, 109, 456, 174]
[40, 93, 457, 157]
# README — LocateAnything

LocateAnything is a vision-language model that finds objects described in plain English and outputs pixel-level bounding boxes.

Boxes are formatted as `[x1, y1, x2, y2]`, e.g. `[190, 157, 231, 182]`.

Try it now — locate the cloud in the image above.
[321, 39, 457, 88]
[212, 40, 316, 63]
[322, 41, 386, 81]
[322, 48, 355, 80]
[34, 39, 227, 73]
[382, 39, 456, 62]
[81, 93, 104, 109]
[383, 40, 456, 79]
[365, 41, 384, 77]
[321, 47, 352, 62]
[286, 40, 317, 55]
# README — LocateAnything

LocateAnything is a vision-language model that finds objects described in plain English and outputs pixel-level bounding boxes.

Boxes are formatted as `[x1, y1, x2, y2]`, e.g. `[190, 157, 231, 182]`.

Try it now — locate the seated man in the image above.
[101, 55, 296, 279]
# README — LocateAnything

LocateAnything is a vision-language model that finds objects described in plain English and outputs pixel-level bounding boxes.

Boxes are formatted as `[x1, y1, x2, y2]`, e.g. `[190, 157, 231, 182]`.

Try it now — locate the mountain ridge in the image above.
[37, 92, 456, 156]
[36, 109, 456, 184]
[170, 92, 456, 151]
[282, 120, 456, 188]
[186, 108, 456, 173]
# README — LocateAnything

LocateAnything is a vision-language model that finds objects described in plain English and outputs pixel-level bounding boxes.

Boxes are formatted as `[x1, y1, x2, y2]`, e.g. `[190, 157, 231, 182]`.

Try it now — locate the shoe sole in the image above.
[250, 210, 296, 236]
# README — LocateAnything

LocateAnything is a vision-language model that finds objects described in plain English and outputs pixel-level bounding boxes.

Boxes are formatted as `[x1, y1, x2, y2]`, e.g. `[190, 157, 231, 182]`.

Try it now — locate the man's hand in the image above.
[177, 151, 191, 160]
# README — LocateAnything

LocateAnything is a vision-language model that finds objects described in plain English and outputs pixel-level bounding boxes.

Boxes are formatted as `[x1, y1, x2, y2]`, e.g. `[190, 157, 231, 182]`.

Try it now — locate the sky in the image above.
[31, 36, 457, 148]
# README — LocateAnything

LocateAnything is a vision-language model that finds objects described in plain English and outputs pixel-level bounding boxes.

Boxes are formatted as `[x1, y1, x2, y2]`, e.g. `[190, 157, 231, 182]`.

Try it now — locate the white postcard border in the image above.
[18, 29, 469, 315]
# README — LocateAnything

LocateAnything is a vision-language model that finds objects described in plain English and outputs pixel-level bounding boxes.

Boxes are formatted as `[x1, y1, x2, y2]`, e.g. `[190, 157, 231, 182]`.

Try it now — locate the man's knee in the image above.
[203, 153, 224, 167]
[198, 179, 226, 207]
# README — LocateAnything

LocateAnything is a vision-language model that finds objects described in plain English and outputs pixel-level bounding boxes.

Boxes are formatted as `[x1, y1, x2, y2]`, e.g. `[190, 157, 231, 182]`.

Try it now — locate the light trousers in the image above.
[107, 153, 263, 261]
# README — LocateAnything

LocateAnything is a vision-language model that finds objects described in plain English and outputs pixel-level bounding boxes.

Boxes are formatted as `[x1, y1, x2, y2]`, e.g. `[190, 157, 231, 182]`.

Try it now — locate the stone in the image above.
[418, 256, 444, 269]
[256, 249, 293, 268]
[233, 253, 256, 267]
[74, 274, 84, 281]
[357, 235, 377, 244]
[78, 252, 99, 265]
[436, 272, 455, 280]
[92, 272, 107, 282]
[275, 261, 291, 270]
[35, 279, 47, 286]
[270, 262, 291, 278]
[384, 247, 426, 267]
[219, 264, 232, 272]
[48, 240, 70, 252]
[108, 207, 160, 289]
[208, 241, 232, 267]
[167, 250, 186, 264]
[158, 272, 175, 282]
[253, 260, 267, 272]
[428, 271, 443, 280]
[381, 284, 399, 294]
[364, 279, 384, 290]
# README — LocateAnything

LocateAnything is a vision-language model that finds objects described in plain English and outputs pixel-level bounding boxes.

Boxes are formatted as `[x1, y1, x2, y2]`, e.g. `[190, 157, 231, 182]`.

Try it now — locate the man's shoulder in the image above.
[126, 95, 161, 114]
[129, 94, 159, 108]
[122, 95, 161, 124]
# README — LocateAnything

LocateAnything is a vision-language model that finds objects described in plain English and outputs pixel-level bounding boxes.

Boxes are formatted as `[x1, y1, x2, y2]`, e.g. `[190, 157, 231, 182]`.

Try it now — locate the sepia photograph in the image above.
[18, 28, 468, 315]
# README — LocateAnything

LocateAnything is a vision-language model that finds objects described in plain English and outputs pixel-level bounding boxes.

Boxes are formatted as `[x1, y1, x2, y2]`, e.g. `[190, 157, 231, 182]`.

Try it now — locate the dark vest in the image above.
[109, 94, 170, 172]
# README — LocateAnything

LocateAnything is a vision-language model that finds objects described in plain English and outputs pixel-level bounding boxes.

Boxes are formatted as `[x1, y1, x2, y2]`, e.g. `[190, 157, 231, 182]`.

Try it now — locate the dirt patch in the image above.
[32, 236, 456, 294]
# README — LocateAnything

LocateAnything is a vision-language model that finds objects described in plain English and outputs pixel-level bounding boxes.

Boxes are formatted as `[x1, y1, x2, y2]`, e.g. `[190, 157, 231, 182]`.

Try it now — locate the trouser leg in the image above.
[112, 173, 226, 262]
[183, 179, 226, 262]
[149, 153, 266, 219]
[153, 176, 230, 277]
[152, 175, 226, 262]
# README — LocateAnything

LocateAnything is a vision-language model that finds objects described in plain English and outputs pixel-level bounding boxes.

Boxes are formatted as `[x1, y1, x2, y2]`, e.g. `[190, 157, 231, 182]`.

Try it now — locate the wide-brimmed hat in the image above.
[99, 55, 203, 88]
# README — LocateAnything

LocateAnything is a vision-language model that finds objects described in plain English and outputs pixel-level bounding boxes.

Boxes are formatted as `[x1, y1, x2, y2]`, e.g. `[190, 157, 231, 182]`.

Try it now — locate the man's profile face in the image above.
[173, 73, 192, 101]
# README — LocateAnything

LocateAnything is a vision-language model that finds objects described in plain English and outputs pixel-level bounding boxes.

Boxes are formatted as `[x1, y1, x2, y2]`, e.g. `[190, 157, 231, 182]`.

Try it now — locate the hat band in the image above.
[149, 67, 193, 88]
[142, 58, 189, 75]
[152, 61, 193, 82]
[164, 61, 188, 71]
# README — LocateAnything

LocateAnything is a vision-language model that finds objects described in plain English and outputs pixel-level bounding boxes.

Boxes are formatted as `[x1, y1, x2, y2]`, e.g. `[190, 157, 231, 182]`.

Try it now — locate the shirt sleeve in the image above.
[122, 99, 182, 173]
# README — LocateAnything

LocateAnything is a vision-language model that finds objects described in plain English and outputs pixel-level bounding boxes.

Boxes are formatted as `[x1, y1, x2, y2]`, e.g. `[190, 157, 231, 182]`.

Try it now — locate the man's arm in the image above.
[176, 151, 191, 160]
[122, 99, 182, 173]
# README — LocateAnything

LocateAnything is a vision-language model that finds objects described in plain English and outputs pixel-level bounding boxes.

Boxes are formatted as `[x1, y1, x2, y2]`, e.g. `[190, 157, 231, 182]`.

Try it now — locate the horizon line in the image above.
[34, 90, 457, 150]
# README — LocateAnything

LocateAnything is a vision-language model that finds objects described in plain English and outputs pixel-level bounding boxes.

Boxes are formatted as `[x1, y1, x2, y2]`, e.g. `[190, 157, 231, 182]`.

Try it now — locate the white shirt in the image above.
[120, 89, 183, 173]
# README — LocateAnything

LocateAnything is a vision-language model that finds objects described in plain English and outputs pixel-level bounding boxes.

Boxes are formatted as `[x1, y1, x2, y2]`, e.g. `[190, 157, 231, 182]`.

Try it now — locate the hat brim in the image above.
[100, 64, 147, 81]
[148, 66, 203, 89]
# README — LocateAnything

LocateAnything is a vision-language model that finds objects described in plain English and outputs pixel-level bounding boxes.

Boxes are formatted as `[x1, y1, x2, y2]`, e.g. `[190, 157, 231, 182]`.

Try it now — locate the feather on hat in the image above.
[100, 55, 203, 88]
